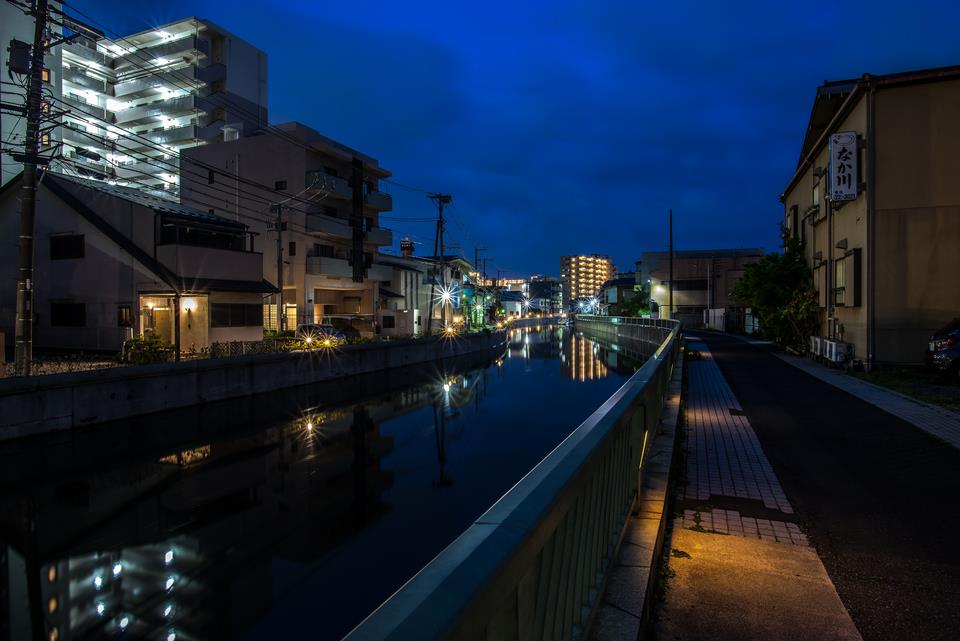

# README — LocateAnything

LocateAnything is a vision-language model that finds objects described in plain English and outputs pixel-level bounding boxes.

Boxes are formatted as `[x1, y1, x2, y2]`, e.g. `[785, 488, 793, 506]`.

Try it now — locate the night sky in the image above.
[75, 0, 958, 276]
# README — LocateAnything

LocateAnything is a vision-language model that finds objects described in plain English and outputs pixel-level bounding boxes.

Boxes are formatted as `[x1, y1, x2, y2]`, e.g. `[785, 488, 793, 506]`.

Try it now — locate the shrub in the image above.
[123, 332, 174, 364]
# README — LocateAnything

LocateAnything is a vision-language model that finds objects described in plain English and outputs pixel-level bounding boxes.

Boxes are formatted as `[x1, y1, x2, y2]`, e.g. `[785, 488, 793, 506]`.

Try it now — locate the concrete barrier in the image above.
[345, 317, 679, 641]
[0, 331, 506, 441]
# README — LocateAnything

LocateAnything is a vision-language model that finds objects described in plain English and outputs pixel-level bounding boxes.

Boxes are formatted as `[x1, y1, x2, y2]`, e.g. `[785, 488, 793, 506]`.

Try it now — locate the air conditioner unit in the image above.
[823, 340, 852, 365]
[809, 336, 822, 358]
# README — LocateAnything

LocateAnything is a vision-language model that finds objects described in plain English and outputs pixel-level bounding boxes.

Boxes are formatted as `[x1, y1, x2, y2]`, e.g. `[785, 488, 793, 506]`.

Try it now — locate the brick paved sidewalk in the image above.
[775, 353, 960, 450]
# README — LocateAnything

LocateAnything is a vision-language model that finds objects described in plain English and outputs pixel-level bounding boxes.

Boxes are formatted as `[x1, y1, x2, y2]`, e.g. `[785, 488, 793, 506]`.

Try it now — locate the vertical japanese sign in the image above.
[829, 132, 858, 201]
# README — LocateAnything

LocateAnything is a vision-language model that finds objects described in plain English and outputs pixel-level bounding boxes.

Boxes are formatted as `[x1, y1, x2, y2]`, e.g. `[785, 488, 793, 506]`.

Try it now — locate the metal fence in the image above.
[345, 317, 680, 641]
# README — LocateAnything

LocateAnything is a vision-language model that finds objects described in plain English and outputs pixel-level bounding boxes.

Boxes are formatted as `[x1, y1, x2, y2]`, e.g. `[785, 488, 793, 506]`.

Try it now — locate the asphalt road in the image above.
[691, 331, 960, 641]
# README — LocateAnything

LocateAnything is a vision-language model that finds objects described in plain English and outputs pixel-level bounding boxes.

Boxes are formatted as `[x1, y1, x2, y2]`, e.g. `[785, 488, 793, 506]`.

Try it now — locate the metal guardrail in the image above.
[345, 317, 680, 641]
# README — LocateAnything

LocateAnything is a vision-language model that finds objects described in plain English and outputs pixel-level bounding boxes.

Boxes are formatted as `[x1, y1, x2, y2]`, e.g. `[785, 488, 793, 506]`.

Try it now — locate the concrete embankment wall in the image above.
[575, 315, 674, 346]
[0, 331, 506, 441]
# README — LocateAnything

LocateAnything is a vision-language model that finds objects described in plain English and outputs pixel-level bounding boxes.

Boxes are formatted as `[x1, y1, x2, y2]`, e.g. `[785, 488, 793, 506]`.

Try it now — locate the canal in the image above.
[0, 324, 657, 641]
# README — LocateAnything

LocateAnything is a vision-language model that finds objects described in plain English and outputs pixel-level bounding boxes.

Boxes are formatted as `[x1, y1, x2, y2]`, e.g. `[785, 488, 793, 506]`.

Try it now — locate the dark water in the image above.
[0, 325, 653, 641]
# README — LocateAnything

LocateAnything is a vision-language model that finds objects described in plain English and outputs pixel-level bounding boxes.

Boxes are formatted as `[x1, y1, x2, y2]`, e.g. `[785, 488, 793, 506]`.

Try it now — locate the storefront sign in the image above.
[829, 132, 858, 201]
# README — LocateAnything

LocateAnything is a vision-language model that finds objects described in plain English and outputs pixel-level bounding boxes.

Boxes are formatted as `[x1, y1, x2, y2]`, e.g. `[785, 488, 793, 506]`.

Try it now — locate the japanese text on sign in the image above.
[829, 132, 858, 201]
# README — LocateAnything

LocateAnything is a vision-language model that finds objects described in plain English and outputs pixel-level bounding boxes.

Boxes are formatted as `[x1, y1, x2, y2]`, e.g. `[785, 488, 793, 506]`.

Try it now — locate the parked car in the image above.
[295, 324, 345, 344]
[326, 317, 362, 339]
[925, 318, 960, 378]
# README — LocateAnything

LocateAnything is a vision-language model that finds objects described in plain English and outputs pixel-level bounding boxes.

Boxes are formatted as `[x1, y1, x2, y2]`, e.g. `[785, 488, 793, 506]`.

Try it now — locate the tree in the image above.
[731, 235, 817, 351]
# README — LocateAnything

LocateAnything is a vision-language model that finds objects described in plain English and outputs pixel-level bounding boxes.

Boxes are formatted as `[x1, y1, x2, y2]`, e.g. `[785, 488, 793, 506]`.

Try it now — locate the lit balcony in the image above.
[114, 95, 199, 126]
[114, 66, 202, 99]
[112, 36, 210, 73]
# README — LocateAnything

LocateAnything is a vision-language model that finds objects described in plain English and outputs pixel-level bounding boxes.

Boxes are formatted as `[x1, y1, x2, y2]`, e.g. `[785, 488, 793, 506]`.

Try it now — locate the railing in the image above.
[345, 317, 680, 641]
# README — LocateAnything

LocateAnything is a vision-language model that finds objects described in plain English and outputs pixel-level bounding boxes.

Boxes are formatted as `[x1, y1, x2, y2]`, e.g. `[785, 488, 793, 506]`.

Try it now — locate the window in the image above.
[275, 180, 287, 191]
[41, 132, 50, 146]
[833, 249, 862, 307]
[288, 241, 296, 257]
[49, 234, 84, 259]
[382, 315, 396, 329]
[118, 305, 133, 327]
[318, 244, 335, 258]
[50, 302, 85, 327]
[41, 68, 50, 83]
[211, 303, 263, 327]
[207, 169, 215, 184]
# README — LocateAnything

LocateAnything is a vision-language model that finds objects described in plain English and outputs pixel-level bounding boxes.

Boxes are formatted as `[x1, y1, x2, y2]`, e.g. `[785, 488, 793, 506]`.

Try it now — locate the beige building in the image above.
[781, 65, 960, 366]
[180, 122, 393, 334]
[560, 254, 615, 310]
[643, 249, 764, 328]
[0, 173, 273, 354]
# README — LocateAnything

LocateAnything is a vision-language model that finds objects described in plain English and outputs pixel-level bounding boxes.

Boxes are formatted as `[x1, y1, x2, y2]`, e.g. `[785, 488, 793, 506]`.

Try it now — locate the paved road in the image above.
[692, 331, 960, 641]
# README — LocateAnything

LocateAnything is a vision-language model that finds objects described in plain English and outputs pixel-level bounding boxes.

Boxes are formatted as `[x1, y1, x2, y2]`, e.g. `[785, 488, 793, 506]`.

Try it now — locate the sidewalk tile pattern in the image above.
[684, 340, 793, 513]
[678, 509, 809, 546]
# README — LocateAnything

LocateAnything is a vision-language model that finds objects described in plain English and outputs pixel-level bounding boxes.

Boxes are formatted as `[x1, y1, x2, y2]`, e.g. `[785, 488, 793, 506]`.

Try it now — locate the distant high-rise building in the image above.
[560, 254, 615, 310]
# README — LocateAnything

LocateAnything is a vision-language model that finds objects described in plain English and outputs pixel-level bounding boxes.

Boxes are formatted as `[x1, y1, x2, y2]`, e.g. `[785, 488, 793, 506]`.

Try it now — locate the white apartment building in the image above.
[0, 5, 268, 194]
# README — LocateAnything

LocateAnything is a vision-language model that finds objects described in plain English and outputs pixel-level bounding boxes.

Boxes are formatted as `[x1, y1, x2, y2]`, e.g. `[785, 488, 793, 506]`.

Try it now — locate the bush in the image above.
[123, 332, 174, 364]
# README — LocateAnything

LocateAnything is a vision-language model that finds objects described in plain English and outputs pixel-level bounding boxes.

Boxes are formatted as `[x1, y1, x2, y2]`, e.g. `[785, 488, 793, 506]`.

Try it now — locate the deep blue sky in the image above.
[75, 0, 958, 276]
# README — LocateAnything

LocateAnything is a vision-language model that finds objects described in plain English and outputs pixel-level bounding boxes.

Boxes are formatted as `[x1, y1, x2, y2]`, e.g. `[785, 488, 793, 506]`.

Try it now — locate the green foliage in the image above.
[614, 296, 651, 318]
[731, 236, 817, 351]
[123, 332, 174, 364]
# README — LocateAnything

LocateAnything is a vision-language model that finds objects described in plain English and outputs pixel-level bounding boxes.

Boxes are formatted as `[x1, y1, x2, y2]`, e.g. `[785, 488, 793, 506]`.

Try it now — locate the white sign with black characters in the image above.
[829, 132, 858, 201]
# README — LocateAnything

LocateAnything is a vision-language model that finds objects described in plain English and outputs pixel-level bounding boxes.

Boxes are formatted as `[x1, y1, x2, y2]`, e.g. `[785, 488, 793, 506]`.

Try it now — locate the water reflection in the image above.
[0, 324, 653, 641]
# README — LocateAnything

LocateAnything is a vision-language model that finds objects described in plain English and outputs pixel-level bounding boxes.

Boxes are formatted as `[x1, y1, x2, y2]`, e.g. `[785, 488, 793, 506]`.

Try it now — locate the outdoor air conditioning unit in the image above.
[809, 336, 822, 358]
[823, 340, 852, 365]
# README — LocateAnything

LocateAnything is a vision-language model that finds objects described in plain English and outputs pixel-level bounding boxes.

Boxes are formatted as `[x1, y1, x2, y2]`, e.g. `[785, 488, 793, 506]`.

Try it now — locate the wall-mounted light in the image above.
[182, 297, 196, 313]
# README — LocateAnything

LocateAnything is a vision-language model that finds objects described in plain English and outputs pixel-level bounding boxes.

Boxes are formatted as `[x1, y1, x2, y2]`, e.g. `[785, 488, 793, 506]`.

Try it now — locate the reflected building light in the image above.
[119, 616, 130, 630]
[112, 562, 122, 577]
[93, 575, 103, 590]
[165, 576, 175, 591]
[96, 602, 106, 616]
[164, 549, 174, 565]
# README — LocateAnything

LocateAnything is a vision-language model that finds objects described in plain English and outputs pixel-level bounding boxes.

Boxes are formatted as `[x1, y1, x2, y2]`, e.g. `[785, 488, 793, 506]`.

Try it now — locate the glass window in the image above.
[118, 305, 133, 327]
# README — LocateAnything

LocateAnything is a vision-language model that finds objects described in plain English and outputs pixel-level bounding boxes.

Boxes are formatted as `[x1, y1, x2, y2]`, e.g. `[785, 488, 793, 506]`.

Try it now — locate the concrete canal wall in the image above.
[0, 331, 506, 441]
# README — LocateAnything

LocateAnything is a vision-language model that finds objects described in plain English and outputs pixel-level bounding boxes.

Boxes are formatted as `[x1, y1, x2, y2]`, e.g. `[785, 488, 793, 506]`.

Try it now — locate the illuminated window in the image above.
[47, 566, 57, 582]
[48, 597, 58, 614]
[41, 69, 50, 83]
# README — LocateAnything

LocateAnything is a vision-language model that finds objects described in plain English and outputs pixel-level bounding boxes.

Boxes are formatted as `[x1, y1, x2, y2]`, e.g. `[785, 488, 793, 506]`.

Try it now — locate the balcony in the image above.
[61, 65, 110, 94]
[305, 213, 352, 240]
[367, 226, 392, 246]
[62, 40, 107, 66]
[306, 256, 392, 281]
[114, 66, 202, 99]
[305, 213, 393, 247]
[115, 159, 166, 181]
[365, 190, 392, 211]
[305, 170, 352, 201]
[62, 95, 110, 123]
[112, 36, 210, 73]
[114, 95, 199, 126]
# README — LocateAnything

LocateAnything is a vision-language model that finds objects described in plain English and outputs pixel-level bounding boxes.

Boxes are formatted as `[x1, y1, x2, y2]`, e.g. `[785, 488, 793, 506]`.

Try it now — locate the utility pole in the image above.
[668, 209, 674, 321]
[12, 0, 50, 377]
[271, 203, 285, 332]
[473, 246, 486, 328]
[350, 157, 367, 283]
[428, 193, 451, 332]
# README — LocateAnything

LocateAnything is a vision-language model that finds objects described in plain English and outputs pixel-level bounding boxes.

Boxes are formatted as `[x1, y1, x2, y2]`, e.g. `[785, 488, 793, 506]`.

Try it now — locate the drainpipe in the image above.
[866, 77, 877, 369]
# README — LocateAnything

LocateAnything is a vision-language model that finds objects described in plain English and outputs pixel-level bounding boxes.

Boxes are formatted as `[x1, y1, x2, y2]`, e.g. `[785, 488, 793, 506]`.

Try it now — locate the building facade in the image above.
[642, 248, 764, 328]
[528, 276, 561, 314]
[180, 122, 394, 335]
[781, 65, 960, 366]
[57, 16, 268, 195]
[560, 254, 615, 311]
[0, 173, 273, 353]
